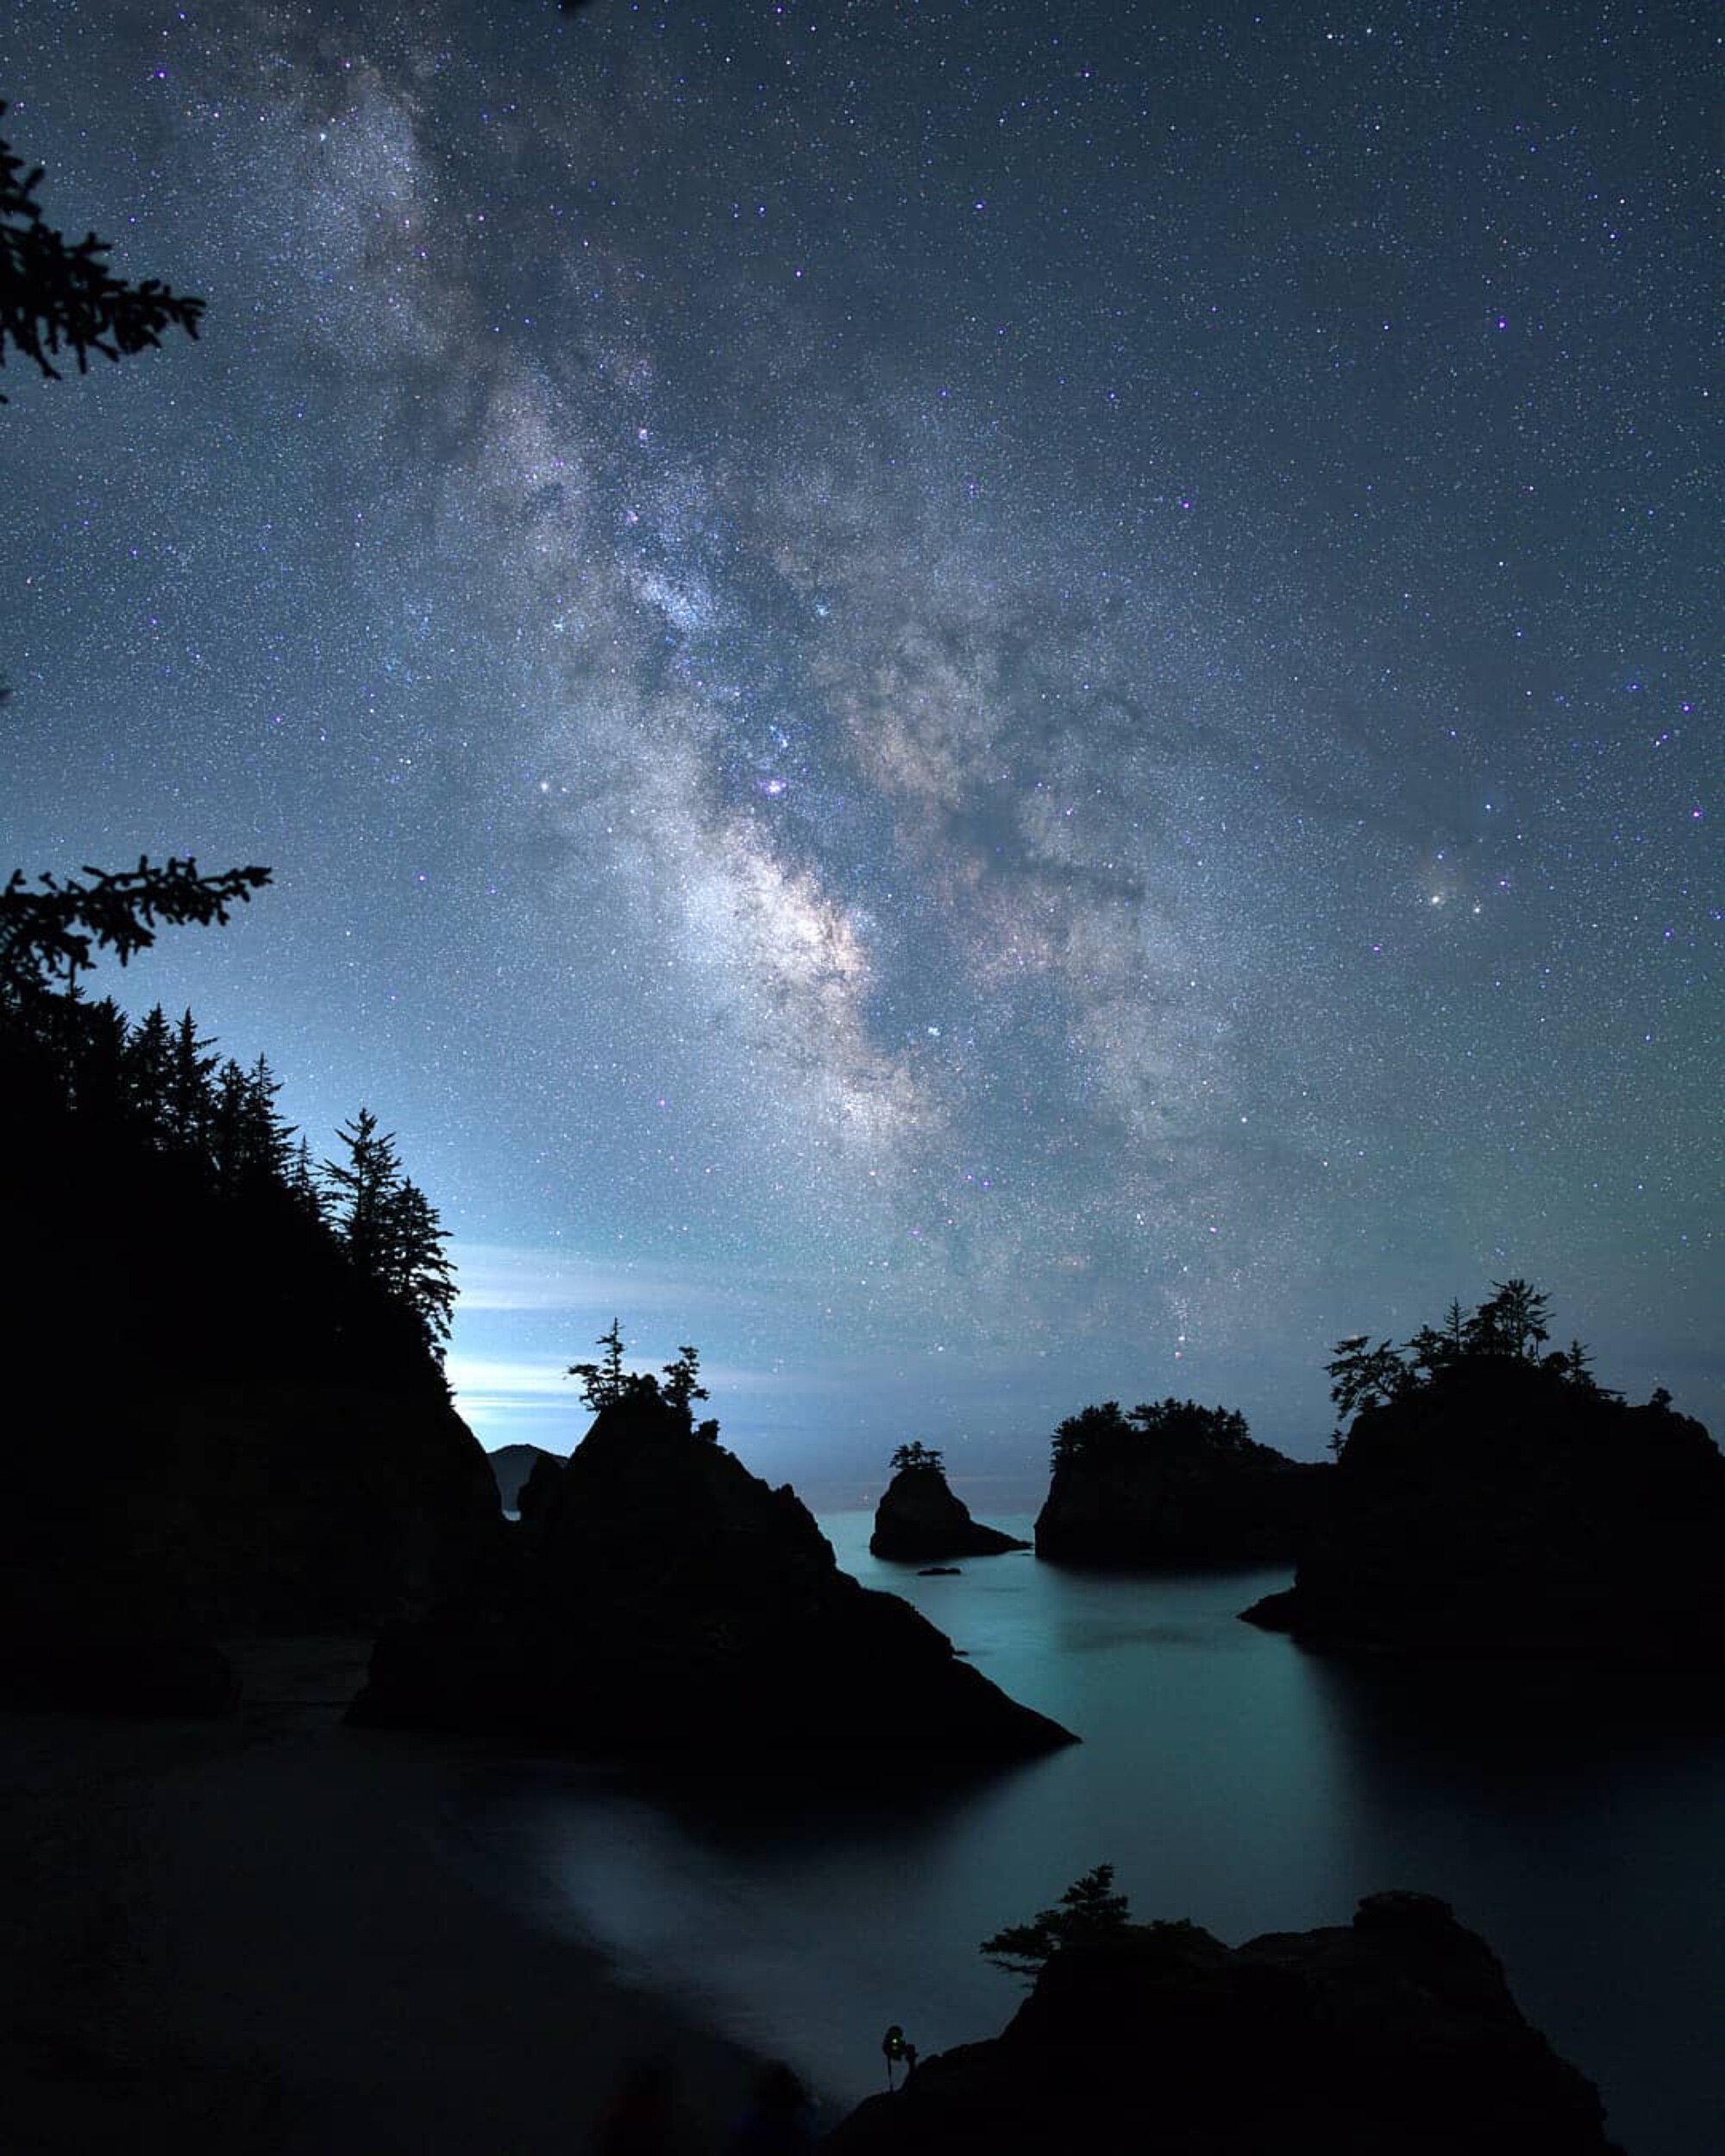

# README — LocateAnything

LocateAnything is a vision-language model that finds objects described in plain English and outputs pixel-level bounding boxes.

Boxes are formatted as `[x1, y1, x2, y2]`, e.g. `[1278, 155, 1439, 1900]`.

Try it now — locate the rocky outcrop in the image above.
[822, 1892, 1622, 2155]
[1036, 1402, 1328, 1568]
[1240, 1360, 1725, 1660]
[487, 1442, 562, 1511]
[869, 1464, 1029, 1561]
[353, 1389, 1075, 1760]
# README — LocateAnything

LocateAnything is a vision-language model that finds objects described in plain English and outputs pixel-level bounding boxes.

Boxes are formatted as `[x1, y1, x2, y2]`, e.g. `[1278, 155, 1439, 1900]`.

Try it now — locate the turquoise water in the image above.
[448, 1514, 1725, 2152]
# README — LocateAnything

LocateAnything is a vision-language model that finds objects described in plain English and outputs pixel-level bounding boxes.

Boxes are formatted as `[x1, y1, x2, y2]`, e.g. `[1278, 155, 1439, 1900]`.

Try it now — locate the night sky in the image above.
[4, 1, 1716, 1497]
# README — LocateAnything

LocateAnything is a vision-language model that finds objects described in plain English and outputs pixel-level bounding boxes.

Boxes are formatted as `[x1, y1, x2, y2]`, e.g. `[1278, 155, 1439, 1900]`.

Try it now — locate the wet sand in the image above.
[0, 1639, 793, 2153]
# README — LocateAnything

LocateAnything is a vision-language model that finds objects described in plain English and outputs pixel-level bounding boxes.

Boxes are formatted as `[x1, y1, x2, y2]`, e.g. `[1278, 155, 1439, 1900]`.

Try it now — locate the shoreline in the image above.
[1, 1638, 823, 2153]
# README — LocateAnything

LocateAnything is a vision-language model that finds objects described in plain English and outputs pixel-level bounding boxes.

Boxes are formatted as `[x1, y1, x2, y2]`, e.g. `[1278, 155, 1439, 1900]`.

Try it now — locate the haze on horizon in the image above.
[3, 0, 1715, 1493]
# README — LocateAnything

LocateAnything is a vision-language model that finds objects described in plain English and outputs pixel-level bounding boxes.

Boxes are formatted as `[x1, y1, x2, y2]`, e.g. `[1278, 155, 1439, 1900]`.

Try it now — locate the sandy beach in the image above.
[1, 1639, 797, 2154]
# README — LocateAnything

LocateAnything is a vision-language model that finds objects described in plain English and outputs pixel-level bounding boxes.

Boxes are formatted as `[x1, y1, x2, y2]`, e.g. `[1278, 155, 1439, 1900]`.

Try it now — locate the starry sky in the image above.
[3, 0, 1716, 1501]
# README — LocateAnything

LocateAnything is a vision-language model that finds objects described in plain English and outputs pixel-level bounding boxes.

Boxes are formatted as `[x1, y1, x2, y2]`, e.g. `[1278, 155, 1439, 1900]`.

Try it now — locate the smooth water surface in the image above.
[442, 1515, 1725, 2152]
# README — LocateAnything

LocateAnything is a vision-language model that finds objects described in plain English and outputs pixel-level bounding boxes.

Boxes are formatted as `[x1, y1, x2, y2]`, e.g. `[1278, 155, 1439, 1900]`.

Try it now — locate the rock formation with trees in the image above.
[1035, 1398, 1329, 1568]
[824, 1888, 1622, 2154]
[354, 1347, 1073, 1762]
[869, 1441, 1030, 1561]
[1242, 1282, 1722, 1659]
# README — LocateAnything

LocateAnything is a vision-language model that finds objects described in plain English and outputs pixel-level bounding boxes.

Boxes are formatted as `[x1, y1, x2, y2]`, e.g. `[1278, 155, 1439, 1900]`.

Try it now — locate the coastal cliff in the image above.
[823, 1891, 1622, 2154]
[1035, 1399, 1328, 1568]
[354, 1388, 1074, 1760]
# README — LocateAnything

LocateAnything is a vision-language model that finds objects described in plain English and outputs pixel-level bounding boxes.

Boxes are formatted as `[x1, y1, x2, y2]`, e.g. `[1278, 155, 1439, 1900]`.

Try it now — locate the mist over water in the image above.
[445, 1516, 1725, 2153]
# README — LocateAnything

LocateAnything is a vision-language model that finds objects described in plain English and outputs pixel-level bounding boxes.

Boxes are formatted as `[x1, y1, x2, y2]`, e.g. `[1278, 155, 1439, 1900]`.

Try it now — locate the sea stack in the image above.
[870, 1445, 1030, 1561]
[1035, 1399, 1327, 1568]
[1242, 1355, 1725, 1660]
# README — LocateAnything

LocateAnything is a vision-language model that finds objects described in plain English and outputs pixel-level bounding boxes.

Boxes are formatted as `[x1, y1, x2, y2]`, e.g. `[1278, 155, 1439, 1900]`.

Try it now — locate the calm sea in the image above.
[442, 1514, 1725, 2153]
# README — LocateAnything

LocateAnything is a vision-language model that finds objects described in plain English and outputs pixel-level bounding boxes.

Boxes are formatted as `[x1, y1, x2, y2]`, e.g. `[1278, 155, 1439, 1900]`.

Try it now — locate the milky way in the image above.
[3, 1, 1715, 1489]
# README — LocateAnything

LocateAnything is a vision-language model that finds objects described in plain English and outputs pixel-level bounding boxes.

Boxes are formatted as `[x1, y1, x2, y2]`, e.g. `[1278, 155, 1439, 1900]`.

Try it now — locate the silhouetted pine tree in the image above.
[166, 1008, 217, 1156]
[122, 1004, 173, 1143]
[323, 1107, 404, 1281]
[377, 1176, 456, 1351]
[285, 1133, 327, 1225]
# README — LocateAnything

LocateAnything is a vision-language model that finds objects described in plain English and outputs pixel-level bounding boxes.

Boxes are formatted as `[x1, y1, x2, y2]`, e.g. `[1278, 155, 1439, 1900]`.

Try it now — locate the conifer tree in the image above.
[66, 993, 129, 1121]
[662, 1344, 709, 1418]
[378, 1177, 457, 1351]
[1, 103, 204, 396]
[122, 1004, 174, 1144]
[980, 1866, 1132, 1980]
[238, 1053, 295, 1188]
[323, 1106, 405, 1281]
[209, 1056, 252, 1196]
[890, 1439, 945, 1475]
[568, 1319, 633, 1411]
[166, 1008, 217, 1155]
[285, 1133, 327, 1225]
[1325, 1336, 1410, 1420]
[1464, 1278, 1551, 1360]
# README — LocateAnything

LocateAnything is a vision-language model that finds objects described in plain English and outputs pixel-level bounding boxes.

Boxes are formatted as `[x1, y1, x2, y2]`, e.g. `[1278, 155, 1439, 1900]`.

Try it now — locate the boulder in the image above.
[1240, 1360, 1725, 1660]
[353, 1389, 1074, 1761]
[822, 1892, 1622, 2155]
[870, 1464, 1029, 1561]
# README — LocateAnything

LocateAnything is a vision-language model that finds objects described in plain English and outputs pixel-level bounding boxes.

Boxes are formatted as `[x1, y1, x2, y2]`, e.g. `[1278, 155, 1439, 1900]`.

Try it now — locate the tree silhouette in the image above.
[324, 1108, 404, 1278]
[1049, 1401, 1132, 1471]
[1464, 1278, 1552, 1360]
[1327, 1281, 1599, 1442]
[889, 1439, 945, 1476]
[568, 1319, 632, 1411]
[1050, 1398, 1250, 1471]
[2, 116, 266, 1006]
[1, 104, 204, 399]
[1326, 1336, 1411, 1420]
[662, 1344, 709, 1418]
[320, 1107, 455, 1352]
[166, 1007, 218, 1152]
[0, 857, 272, 999]
[980, 1865, 1132, 1981]
[378, 1176, 458, 1350]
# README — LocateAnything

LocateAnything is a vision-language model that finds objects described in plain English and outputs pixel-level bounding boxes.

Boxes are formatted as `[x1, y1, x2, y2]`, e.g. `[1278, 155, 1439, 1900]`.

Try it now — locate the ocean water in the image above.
[442, 1514, 1725, 2152]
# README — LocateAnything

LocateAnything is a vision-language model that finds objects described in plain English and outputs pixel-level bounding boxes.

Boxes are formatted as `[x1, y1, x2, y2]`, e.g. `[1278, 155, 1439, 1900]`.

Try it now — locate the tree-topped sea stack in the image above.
[1242, 1281, 1725, 1660]
[354, 1332, 1074, 1761]
[1035, 1399, 1328, 1568]
[869, 1442, 1030, 1561]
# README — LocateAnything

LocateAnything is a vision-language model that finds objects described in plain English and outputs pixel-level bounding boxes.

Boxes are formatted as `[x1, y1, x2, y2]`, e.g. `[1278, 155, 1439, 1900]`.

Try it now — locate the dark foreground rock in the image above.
[1036, 1400, 1329, 1568]
[0, 1378, 501, 1716]
[822, 1892, 1622, 2155]
[869, 1463, 1029, 1561]
[353, 1390, 1075, 1761]
[1240, 1359, 1725, 1660]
